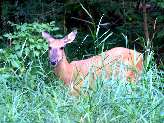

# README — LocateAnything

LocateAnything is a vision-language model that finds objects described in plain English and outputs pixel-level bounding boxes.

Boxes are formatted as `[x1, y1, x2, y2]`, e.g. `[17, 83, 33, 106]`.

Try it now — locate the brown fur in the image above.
[42, 31, 143, 96]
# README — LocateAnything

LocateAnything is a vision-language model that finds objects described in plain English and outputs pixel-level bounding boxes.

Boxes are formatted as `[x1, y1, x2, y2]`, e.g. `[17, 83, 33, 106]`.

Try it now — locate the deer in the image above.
[42, 30, 143, 96]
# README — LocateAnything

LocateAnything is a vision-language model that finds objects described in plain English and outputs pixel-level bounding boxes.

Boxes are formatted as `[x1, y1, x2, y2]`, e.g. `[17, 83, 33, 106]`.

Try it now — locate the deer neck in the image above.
[54, 56, 73, 85]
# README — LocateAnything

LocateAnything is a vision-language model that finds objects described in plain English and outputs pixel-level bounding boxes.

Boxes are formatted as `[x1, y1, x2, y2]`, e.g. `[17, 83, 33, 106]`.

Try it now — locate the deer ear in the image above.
[42, 32, 54, 41]
[63, 30, 77, 44]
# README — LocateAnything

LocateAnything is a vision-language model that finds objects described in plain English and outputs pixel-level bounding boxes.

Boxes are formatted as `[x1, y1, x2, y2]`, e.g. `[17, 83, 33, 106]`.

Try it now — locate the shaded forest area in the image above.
[0, 0, 164, 67]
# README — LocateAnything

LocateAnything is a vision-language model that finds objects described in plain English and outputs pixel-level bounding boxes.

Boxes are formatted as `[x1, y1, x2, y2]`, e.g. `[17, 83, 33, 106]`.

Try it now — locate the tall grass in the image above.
[0, 22, 163, 123]
[0, 54, 163, 122]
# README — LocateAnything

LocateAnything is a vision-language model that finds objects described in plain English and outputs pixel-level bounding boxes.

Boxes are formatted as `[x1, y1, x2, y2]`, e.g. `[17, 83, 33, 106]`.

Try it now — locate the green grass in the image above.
[0, 55, 163, 123]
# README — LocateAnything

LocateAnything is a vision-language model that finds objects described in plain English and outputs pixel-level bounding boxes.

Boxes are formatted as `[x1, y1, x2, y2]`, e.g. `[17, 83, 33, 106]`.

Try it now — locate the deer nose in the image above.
[51, 61, 57, 65]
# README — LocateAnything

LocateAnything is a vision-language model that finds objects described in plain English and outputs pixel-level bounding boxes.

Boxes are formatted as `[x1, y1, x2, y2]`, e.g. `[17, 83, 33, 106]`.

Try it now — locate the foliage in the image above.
[1, 1, 164, 65]
[2, 21, 59, 60]
[0, 22, 163, 122]
[0, 22, 60, 90]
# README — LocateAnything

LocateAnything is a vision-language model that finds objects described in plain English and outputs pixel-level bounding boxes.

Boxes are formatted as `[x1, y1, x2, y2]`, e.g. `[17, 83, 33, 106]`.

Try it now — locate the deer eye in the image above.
[60, 47, 64, 50]
[48, 47, 52, 50]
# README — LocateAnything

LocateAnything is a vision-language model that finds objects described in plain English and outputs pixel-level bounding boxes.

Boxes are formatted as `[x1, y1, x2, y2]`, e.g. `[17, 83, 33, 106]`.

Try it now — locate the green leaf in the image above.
[50, 21, 56, 25]
[0, 49, 3, 53]
[37, 39, 43, 42]
[3, 33, 12, 39]
[36, 45, 41, 50]
[34, 51, 40, 57]
[11, 59, 20, 68]
[29, 38, 34, 43]
[0, 73, 11, 81]
[14, 44, 21, 50]
[21, 23, 27, 31]
[16, 51, 22, 58]
[25, 48, 30, 55]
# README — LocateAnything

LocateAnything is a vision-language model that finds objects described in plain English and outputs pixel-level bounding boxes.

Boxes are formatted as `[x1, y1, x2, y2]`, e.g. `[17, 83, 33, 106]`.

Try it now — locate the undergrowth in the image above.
[0, 22, 163, 123]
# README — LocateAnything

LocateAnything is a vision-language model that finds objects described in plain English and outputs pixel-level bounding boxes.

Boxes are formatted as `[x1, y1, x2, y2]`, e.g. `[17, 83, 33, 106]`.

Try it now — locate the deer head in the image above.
[42, 30, 77, 66]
